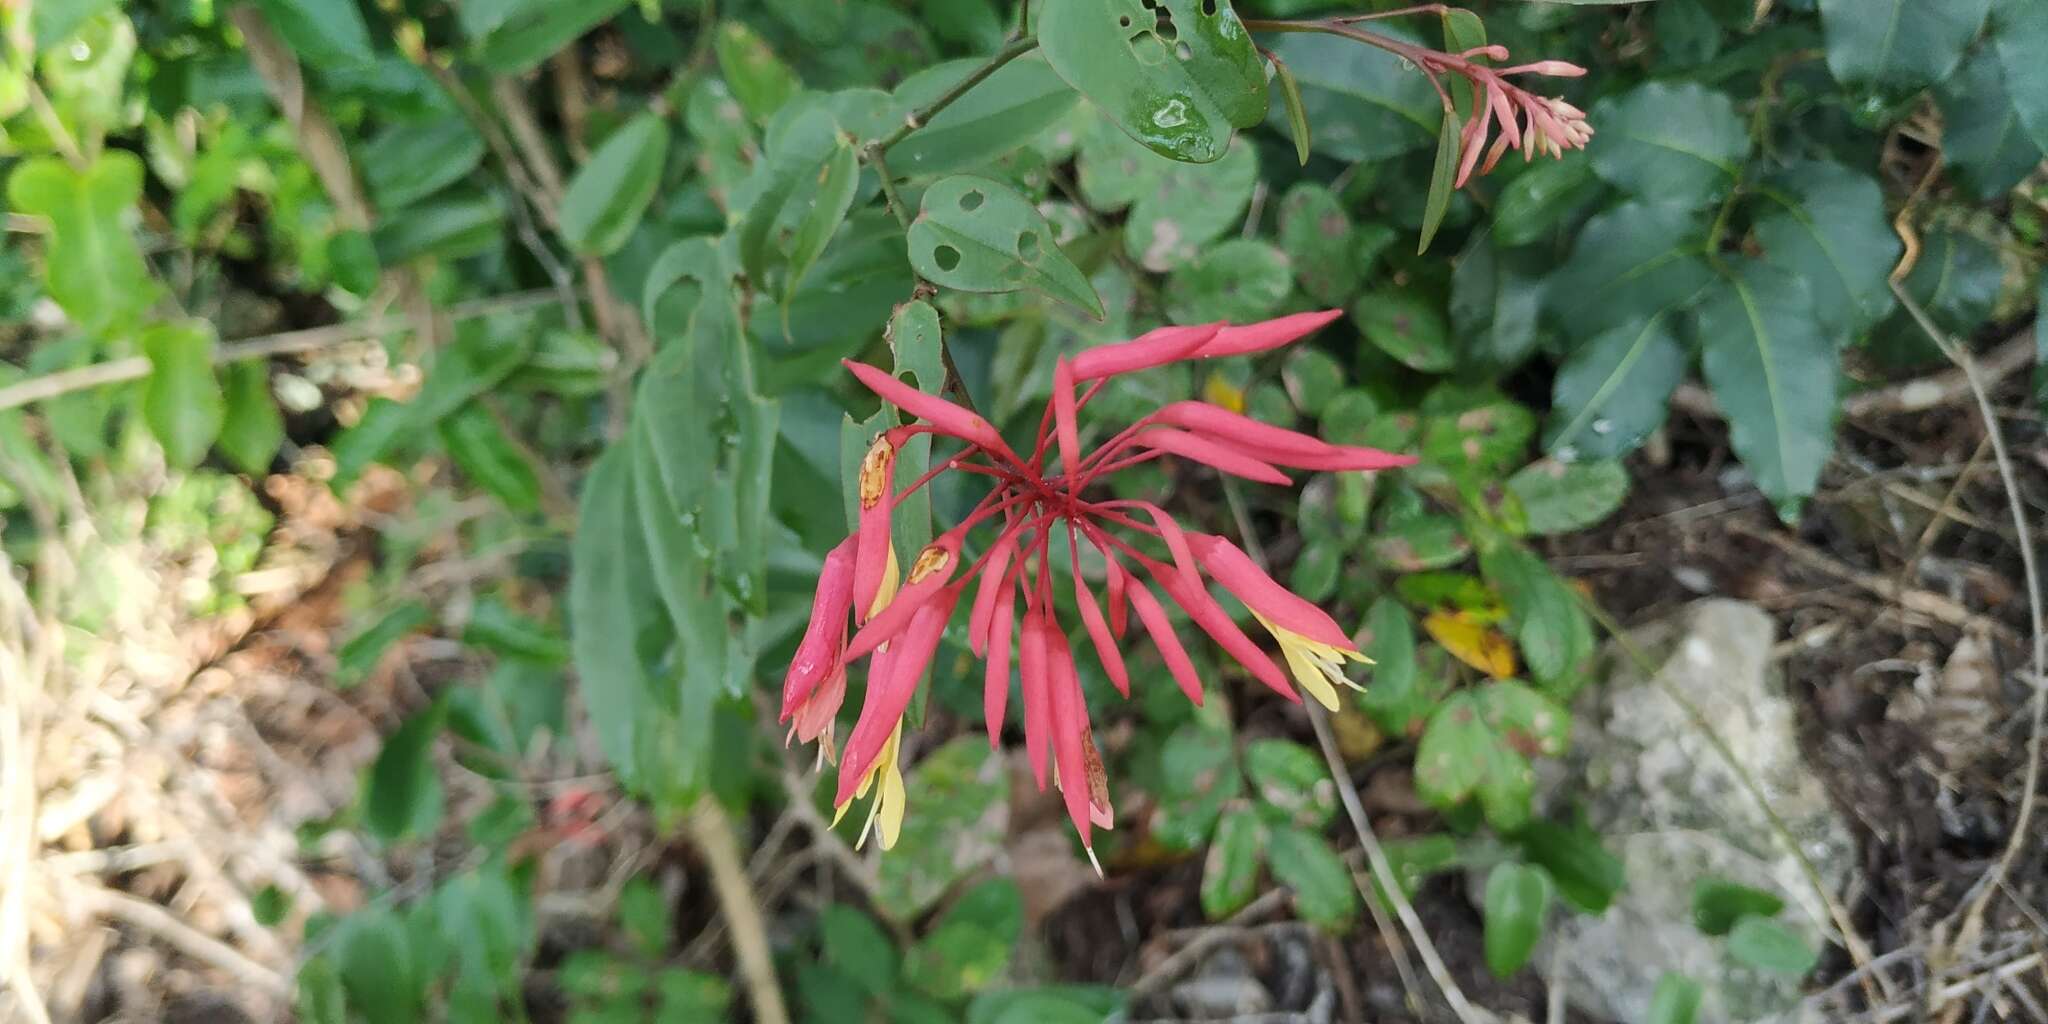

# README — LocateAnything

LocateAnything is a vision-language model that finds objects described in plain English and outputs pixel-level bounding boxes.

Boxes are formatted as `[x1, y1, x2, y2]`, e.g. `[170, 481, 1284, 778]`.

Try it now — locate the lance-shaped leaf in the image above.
[1544, 202, 1714, 341]
[140, 320, 225, 469]
[1038, 0, 1265, 164]
[1935, 49, 2047, 202]
[1482, 863, 1552, 978]
[1752, 160, 1900, 333]
[907, 175, 1103, 317]
[1818, 0, 1989, 93]
[889, 54, 1079, 177]
[1994, 7, 2048, 151]
[1586, 82, 1747, 211]
[559, 112, 670, 256]
[1543, 313, 1688, 462]
[219, 360, 284, 476]
[1698, 261, 1838, 518]
[782, 137, 861, 306]
[1262, 31, 1436, 162]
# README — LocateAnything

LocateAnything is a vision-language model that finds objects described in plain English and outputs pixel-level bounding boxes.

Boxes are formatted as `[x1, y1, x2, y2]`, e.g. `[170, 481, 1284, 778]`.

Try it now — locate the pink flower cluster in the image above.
[778, 311, 1415, 859]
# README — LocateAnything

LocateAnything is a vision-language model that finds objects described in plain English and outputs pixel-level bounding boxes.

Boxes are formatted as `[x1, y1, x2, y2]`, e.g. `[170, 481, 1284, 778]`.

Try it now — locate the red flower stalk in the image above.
[779, 310, 1417, 860]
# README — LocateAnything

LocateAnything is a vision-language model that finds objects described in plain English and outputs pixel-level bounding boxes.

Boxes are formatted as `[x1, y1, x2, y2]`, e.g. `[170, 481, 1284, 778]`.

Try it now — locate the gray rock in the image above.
[1538, 599, 1856, 1024]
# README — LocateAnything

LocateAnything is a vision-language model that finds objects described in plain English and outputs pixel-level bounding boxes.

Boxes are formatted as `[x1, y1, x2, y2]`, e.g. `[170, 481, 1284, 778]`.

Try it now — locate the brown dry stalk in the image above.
[688, 801, 791, 1024]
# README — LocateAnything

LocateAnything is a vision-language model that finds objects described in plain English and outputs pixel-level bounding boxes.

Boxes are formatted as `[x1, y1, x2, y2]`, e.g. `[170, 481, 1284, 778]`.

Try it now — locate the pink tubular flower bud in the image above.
[781, 533, 858, 721]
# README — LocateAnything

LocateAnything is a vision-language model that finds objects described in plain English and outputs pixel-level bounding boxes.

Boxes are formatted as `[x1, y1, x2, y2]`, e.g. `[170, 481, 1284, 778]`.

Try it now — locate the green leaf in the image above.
[890, 55, 1079, 177]
[1491, 157, 1600, 248]
[1165, 239, 1292, 324]
[2037, 277, 2047, 419]
[568, 447, 670, 795]
[1544, 202, 1714, 340]
[219, 360, 284, 476]
[1647, 973, 1704, 1024]
[904, 879, 1024, 1000]
[1353, 290, 1453, 372]
[1282, 346, 1347, 416]
[32, 0, 116, 48]
[1476, 678, 1571, 761]
[820, 906, 899, 998]
[7, 153, 160, 334]
[1277, 183, 1358, 305]
[139, 320, 225, 470]
[1200, 807, 1263, 919]
[363, 698, 449, 842]
[1993, 6, 2048, 151]
[783, 138, 862, 305]
[438, 403, 544, 514]
[1727, 917, 1818, 976]
[463, 595, 568, 665]
[876, 737, 1009, 919]
[1753, 160, 1901, 332]
[1419, 386, 1536, 480]
[256, 0, 376, 67]
[619, 878, 672, 958]
[1271, 51, 1312, 166]
[1511, 818, 1625, 914]
[1482, 862, 1552, 977]
[715, 22, 801, 123]
[1359, 597, 1437, 736]
[560, 113, 671, 256]
[1244, 739, 1335, 829]
[1039, 0, 1265, 164]
[361, 118, 485, 210]
[1418, 110, 1460, 254]
[1698, 261, 1838, 516]
[1088, 129, 1259, 273]
[295, 955, 347, 1024]
[1818, 0, 1989, 92]
[1935, 48, 2047, 201]
[1450, 236, 1546, 371]
[1414, 692, 1489, 809]
[1692, 878, 1787, 936]
[329, 229, 382, 296]
[471, 0, 630, 74]
[338, 601, 430, 686]
[373, 193, 505, 263]
[1267, 827, 1356, 930]
[331, 910, 421, 1023]
[1481, 547, 1594, 690]
[1263, 31, 1437, 162]
[1586, 82, 1747, 210]
[1151, 721, 1243, 851]
[907, 175, 1103, 317]
[30, 337, 117, 460]
[1371, 516, 1472, 572]
[1543, 313, 1688, 461]
[1506, 458, 1629, 535]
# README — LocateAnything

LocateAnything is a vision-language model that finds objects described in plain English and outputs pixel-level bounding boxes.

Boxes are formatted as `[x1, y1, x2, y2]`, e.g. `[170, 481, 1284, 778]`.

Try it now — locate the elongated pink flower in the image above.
[780, 312, 1416, 859]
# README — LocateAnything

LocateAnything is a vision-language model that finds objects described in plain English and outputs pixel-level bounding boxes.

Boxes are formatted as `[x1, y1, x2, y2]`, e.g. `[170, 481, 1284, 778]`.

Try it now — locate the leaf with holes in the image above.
[1698, 261, 1837, 517]
[1038, 0, 1265, 164]
[907, 175, 1103, 318]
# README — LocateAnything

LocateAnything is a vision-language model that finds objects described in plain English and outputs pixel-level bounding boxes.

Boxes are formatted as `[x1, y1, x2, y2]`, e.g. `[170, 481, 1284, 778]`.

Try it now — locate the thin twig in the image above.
[869, 37, 1040, 155]
[688, 801, 791, 1024]
[1886, 286, 2048, 947]
[1126, 888, 1293, 996]
[67, 883, 291, 998]
[1577, 596, 1895, 1004]
[0, 291, 560, 413]
[1220, 479, 1474, 1023]
[1727, 520, 1993, 634]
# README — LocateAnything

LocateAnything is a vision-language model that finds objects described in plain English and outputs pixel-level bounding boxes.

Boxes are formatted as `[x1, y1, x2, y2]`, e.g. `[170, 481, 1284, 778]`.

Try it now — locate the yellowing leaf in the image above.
[1202, 372, 1246, 414]
[1423, 609, 1516, 678]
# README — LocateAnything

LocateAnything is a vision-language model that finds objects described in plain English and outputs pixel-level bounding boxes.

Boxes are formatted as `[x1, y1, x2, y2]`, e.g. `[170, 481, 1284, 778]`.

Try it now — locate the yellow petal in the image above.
[1280, 640, 1342, 711]
[1422, 609, 1517, 678]
[868, 545, 901, 620]
[876, 756, 906, 850]
[1202, 372, 1246, 414]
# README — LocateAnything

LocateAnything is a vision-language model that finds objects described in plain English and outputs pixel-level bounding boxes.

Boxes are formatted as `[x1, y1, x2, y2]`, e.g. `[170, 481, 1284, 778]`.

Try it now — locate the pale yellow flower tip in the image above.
[867, 546, 902, 620]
